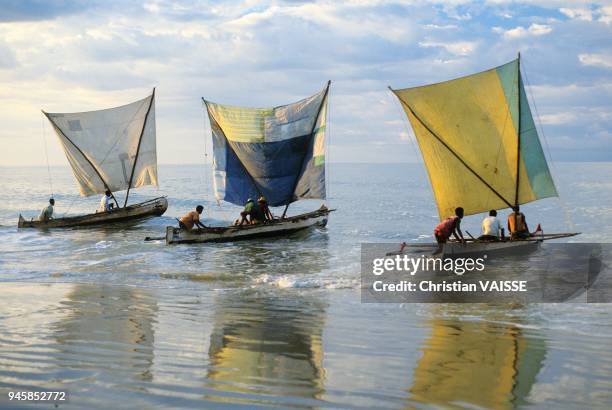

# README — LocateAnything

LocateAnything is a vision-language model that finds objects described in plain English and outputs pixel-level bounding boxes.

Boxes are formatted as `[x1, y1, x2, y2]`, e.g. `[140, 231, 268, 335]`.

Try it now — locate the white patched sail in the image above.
[45, 91, 157, 196]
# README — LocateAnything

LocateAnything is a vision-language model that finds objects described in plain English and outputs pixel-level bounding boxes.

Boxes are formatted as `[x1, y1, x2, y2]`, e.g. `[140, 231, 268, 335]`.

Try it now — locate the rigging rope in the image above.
[387, 88, 436, 207]
[201, 101, 213, 213]
[325, 88, 331, 203]
[41, 113, 54, 197]
[521, 58, 575, 232]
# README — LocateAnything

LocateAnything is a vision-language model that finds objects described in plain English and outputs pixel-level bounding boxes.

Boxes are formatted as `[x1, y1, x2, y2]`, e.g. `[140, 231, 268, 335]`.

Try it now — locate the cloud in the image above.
[559, 7, 593, 21]
[599, 6, 612, 24]
[494, 23, 553, 39]
[579, 53, 612, 69]
[0, 41, 18, 69]
[0, 0, 611, 165]
[419, 40, 478, 56]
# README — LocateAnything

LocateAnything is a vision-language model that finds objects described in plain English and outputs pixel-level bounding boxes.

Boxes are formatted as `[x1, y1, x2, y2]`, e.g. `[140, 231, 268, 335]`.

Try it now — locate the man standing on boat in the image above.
[179, 205, 206, 230]
[507, 206, 529, 239]
[99, 190, 114, 213]
[38, 198, 54, 221]
[479, 210, 503, 241]
[434, 207, 465, 253]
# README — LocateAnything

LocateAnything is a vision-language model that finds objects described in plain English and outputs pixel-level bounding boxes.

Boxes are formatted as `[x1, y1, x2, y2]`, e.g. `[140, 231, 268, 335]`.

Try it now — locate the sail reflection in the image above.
[410, 316, 545, 408]
[205, 289, 328, 404]
[53, 284, 158, 383]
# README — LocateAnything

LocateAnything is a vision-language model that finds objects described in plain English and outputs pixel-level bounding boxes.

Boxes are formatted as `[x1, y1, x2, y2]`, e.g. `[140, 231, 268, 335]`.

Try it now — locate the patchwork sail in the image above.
[205, 82, 329, 207]
[44, 90, 158, 197]
[391, 58, 557, 220]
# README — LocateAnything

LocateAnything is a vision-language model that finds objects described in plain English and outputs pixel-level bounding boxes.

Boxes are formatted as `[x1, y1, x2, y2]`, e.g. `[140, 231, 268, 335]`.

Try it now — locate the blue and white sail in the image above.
[205, 82, 329, 207]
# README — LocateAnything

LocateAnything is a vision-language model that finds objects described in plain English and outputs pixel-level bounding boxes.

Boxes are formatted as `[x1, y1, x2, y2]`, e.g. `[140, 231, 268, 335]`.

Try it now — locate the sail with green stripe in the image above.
[205, 82, 329, 207]
[391, 58, 557, 220]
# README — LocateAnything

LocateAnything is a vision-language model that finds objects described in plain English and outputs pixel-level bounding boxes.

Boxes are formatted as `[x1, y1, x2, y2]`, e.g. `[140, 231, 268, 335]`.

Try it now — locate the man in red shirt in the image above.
[433, 207, 466, 254]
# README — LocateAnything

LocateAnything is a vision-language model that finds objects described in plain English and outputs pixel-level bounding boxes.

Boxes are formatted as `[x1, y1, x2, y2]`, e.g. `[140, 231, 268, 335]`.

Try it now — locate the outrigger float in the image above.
[390, 55, 578, 256]
[165, 82, 333, 245]
[18, 89, 168, 229]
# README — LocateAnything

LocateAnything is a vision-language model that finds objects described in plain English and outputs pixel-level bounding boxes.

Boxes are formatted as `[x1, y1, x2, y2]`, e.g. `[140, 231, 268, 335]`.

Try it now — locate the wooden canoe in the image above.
[166, 205, 333, 244]
[18, 197, 168, 229]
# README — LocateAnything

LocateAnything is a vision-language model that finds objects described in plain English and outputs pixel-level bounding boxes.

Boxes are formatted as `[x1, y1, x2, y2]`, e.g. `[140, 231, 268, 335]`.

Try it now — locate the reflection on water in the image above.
[3, 164, 612, 408]
[410, 316, 545, 409]
[205, 289, 327, 406]
[1, 284, 612, 409]
[54, 284, 157, 384]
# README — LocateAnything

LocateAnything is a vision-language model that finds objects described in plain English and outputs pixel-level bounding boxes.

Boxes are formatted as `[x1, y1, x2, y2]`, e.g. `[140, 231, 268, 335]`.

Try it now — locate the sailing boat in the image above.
[166, 82, 332, 244]
[390, 56, 578, 255]
[18, 89, 168, 228]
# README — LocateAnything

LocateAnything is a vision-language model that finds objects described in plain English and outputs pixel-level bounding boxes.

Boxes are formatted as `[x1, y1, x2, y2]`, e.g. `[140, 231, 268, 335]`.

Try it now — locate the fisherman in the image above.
[179, 205, 206, 230]
[38, 198, 55, 221]
[99, 190, 114, 212]
[238, 198, 255, 226]
[434, 207, 466, 253]
[479, 209, 503, 241]
[258, 196, 273, 222]
[507, 205, 529, 239]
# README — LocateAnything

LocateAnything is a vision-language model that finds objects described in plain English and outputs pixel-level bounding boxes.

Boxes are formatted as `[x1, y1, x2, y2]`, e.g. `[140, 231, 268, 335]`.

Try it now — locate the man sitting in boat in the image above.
[98, 190, 115, 213]
[434, 207, 466, 253]
[238, 198, 256, 225]
[38, 198, 55, 222]
[479, 209, 503, 241]
[258, 196, 273, 222]
[179, 205, 206, 230]
[507, 206, 530, 239]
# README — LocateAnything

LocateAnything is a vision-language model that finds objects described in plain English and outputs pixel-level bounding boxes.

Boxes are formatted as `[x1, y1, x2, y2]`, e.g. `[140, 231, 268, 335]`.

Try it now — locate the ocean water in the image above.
[1, 163, 612, 409]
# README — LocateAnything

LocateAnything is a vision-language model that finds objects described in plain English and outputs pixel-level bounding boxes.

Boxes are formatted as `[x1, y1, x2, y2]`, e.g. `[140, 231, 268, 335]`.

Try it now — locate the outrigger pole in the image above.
[281, 80, 331, 219]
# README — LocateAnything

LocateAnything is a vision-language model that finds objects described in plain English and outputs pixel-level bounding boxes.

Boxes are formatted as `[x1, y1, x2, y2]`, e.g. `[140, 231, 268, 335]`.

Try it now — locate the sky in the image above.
[0, 0, 611, 166]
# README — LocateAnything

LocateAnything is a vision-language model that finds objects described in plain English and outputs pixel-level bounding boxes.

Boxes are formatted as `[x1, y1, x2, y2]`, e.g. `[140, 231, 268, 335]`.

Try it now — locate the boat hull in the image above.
[18, 197, 168, 229]
[442, 240, 540, 258]
[390, 233, 579, 258]
[166, 207, 332, 244]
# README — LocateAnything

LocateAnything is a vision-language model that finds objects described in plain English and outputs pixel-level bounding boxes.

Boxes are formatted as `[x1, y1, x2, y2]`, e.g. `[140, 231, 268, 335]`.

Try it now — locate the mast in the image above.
[514, 53, 521, 208]
[124, 88, 156, 208]
[281, 80, 331, 219]
[513, 53, 522, 235]
[43, 111, 120, 209]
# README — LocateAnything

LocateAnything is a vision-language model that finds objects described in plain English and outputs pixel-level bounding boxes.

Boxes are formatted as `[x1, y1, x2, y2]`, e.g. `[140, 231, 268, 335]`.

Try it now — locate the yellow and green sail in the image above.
[392, 58, 557, 220]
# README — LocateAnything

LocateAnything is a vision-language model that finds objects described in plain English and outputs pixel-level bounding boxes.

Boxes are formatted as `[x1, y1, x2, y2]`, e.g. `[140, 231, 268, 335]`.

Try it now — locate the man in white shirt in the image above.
[480, 209, 503, 241]
[99, 190, 114, 212]
[38, 198, 55, 221]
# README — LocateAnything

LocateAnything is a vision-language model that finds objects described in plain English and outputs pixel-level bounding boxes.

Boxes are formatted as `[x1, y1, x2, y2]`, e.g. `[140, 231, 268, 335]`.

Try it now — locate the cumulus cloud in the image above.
[559, 8, 593, 21]
[419, 40, 477, 56]
[493, 23, 553, 39]
[599, 6, 612, 24]
[0, 0, 611, 165]
[579, 53, 612, 69]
